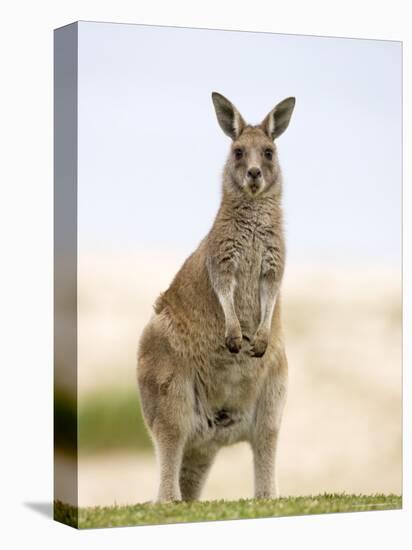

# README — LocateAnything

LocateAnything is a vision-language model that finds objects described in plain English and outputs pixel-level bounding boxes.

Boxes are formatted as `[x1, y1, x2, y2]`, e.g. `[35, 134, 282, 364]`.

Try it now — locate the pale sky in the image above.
[78, 21, 401, 267]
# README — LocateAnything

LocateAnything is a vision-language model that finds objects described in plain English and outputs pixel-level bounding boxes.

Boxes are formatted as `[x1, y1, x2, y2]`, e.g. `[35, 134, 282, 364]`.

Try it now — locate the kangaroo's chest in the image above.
[233, 221, 273, 334]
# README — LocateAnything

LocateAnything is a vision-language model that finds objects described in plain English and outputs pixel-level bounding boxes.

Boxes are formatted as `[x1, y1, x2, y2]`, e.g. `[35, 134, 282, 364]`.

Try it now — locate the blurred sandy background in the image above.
[55, 252, 401, 506]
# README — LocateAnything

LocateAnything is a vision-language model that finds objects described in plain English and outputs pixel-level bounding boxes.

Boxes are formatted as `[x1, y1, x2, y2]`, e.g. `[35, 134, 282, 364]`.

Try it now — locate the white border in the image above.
[0, 1, 409, 548]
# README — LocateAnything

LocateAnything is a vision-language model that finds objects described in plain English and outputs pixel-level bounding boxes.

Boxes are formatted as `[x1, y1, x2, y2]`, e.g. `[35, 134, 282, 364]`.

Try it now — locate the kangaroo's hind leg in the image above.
[138, 327, 195, 502]
[146, 379, 194, 502]
[251, 349, 288, 499]
[179, 447, 216, 501]
[154, 428, 185, 502]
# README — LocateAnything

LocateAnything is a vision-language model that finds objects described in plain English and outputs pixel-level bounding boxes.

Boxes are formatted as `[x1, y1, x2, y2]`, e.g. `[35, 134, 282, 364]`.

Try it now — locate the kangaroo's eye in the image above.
[234, 148, 243, 160]
[264, 148, 273, 160]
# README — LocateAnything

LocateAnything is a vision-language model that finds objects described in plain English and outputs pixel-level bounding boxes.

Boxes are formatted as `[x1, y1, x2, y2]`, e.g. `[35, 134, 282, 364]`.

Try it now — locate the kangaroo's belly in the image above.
[188, 347, 272, 450]
[209, 349, 265, 408]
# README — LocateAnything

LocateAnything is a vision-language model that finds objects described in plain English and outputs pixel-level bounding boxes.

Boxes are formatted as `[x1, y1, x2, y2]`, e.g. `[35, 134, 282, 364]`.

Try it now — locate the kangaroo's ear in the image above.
[261, 97, 296, 140]
[211, 92, 246, 140]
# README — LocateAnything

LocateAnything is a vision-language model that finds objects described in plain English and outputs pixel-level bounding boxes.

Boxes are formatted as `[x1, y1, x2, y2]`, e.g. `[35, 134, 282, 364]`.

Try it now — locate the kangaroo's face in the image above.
[229, 127, 279, 197]
[212, 92, 295, 198]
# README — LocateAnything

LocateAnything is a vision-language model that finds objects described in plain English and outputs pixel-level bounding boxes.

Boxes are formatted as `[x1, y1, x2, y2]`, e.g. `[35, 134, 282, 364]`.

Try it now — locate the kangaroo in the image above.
[137, 92, 295, 502]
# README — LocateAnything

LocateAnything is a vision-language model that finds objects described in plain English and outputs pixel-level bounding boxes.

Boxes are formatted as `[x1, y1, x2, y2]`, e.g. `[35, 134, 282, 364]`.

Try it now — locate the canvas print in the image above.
[54, 21, 402, 529]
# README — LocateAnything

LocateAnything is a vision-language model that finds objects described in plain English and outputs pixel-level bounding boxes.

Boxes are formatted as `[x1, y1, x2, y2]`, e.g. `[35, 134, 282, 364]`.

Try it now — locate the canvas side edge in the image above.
[53, 21, 79, 529]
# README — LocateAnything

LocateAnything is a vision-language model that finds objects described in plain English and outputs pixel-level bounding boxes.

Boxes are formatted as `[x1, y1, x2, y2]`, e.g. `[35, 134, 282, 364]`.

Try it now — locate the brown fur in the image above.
[137, 92, 295, 502]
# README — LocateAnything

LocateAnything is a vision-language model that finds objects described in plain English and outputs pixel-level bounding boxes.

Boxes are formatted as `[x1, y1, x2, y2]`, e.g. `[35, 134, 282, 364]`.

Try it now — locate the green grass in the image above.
[78, 388, 151, 452]
[54, 494, 401, 529]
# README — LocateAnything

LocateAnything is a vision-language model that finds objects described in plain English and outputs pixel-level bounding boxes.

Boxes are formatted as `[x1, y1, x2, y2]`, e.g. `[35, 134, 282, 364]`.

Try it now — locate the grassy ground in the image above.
[54, 494, 401, 529]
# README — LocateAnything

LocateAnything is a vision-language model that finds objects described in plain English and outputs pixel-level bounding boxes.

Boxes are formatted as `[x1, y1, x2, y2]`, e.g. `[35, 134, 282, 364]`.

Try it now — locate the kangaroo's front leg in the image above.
[207, 255, 242, 353]
[251, 247, 284, 358]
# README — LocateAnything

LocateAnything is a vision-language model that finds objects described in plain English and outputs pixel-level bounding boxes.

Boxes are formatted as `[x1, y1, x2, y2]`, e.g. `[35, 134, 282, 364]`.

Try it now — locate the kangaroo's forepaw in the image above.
[250, 333, 268, 358]
[225, 333, 242, 353]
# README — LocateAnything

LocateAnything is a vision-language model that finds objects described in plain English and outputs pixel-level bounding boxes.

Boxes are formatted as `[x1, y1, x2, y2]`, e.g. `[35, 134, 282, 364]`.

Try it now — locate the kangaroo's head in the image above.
[212, 92, 295, 198]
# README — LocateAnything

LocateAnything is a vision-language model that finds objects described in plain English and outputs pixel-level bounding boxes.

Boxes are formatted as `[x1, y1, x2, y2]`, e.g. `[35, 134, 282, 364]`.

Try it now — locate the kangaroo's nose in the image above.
[247, 167, 262, 180]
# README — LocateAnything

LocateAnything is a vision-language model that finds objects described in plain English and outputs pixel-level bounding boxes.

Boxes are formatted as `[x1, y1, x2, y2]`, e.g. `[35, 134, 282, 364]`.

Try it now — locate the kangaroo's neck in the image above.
[217, 187, 283, 227]
[218, 166, 283, 218]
